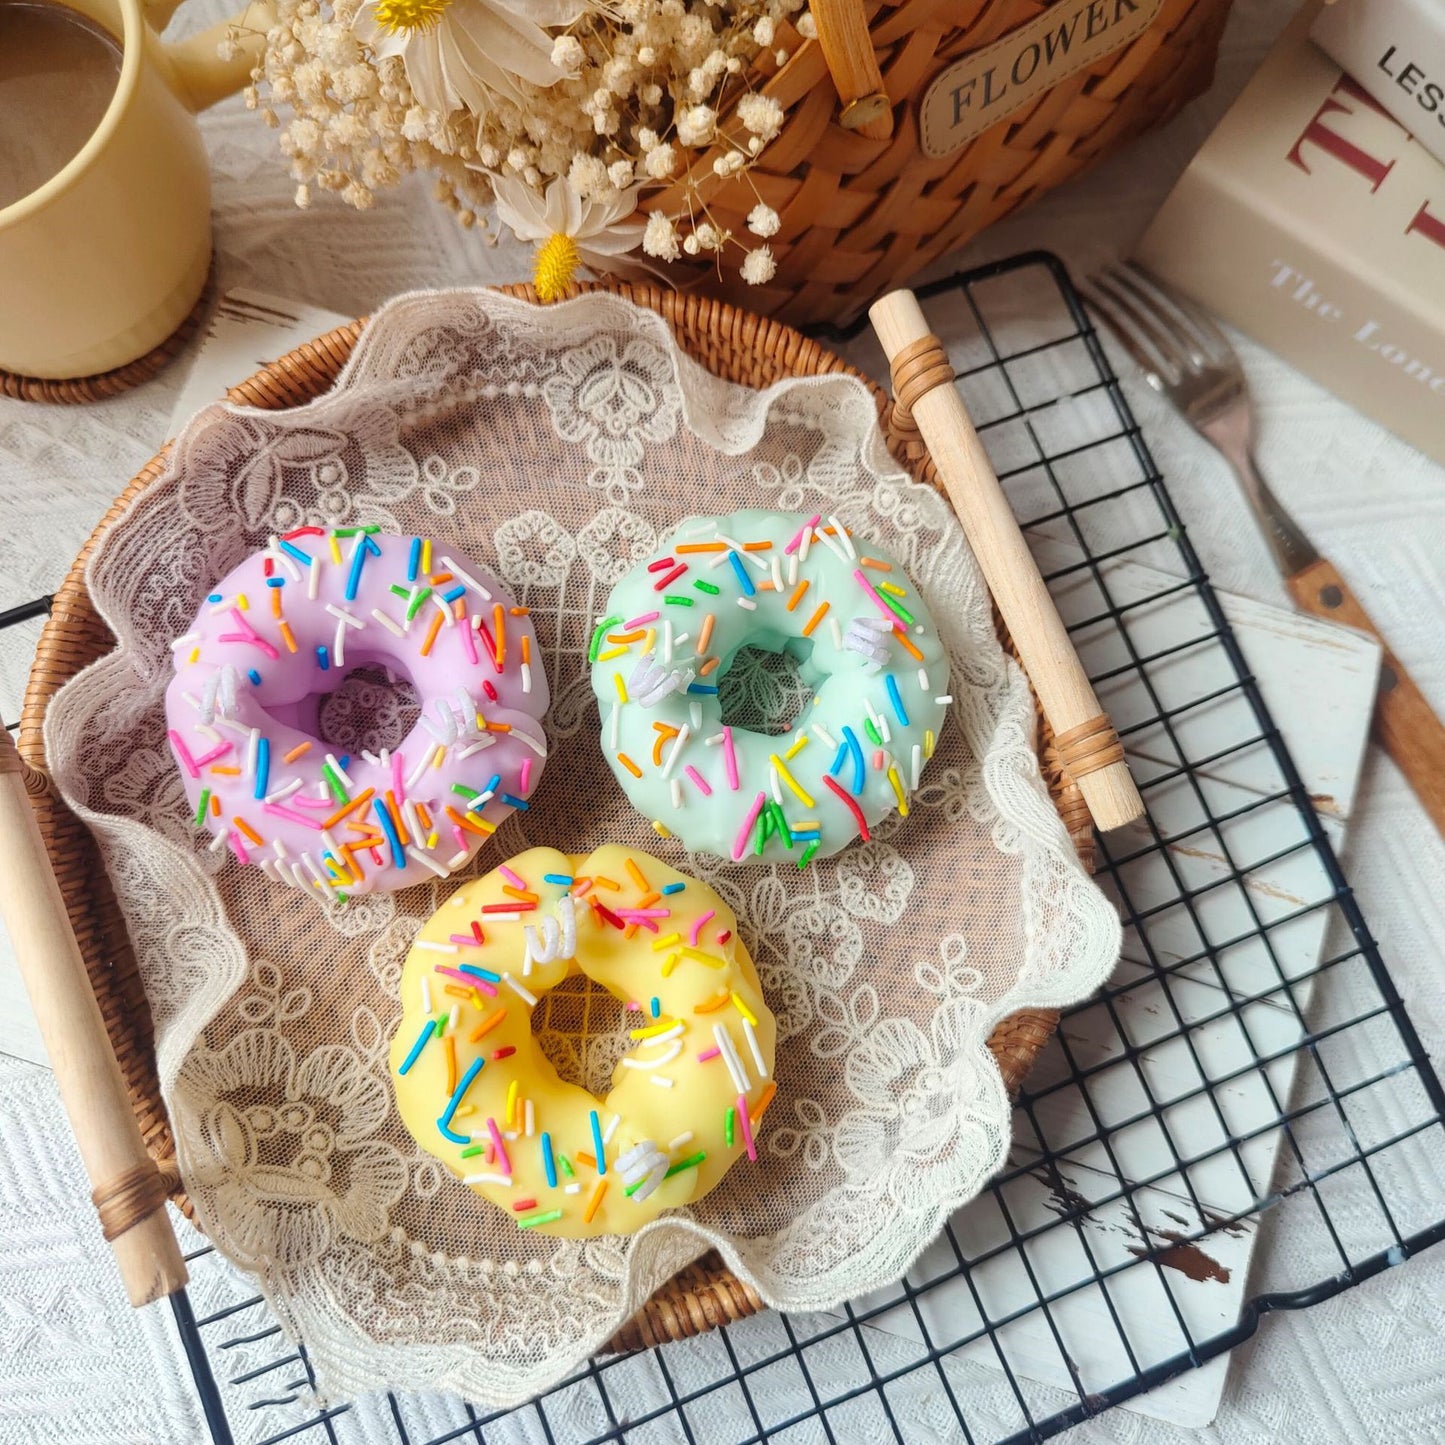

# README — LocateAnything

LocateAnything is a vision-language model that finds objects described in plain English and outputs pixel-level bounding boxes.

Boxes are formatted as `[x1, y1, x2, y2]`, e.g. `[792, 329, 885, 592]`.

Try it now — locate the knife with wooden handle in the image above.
[1286, 557, 1445, 834]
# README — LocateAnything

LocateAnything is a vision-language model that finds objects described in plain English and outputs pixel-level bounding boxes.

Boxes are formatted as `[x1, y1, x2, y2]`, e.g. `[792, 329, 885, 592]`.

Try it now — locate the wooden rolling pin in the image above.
[870, 289, 1145, 832]
[0, 726, 187, 1306]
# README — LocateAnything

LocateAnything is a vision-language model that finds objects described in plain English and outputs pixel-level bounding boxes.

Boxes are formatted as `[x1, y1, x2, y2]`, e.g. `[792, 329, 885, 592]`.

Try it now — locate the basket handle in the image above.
[811, 0, 894, 140]
[0, 729, 188, 1306]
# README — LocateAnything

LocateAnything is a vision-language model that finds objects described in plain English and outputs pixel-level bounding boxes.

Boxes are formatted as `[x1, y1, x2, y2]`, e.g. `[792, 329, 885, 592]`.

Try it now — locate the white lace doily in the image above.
[43, 289, 1120, 1405]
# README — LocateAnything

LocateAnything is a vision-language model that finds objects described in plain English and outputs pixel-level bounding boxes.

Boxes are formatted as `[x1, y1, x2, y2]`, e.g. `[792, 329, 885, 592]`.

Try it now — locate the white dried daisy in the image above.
[491, 172, 646, 299]
[354, 0, 583, 112]
[261, 0, 808, 279]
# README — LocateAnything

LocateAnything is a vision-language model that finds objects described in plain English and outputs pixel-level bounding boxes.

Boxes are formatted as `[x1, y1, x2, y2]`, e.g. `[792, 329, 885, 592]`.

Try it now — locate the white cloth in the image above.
[0, 0, 1442, 1436]
[0, 1055, 204, 1444]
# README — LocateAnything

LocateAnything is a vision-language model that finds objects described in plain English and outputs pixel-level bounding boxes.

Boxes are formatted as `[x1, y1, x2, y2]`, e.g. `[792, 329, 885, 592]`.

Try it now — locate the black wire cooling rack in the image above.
[4, 252, 1445, 1445]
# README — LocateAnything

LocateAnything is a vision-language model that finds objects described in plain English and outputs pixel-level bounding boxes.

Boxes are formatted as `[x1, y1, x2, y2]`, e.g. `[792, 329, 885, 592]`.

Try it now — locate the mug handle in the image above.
[149, 0, 276, 113]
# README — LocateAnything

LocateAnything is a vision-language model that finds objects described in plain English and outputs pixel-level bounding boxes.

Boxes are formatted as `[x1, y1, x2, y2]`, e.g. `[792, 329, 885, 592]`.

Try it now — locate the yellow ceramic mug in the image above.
[0, 0, 269, 379]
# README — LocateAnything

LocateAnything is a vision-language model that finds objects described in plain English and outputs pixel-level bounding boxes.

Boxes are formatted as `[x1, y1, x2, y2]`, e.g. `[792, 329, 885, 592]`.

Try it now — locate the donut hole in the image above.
[314, 664, 421, 756]
[716, 640, 815, 736]
[531, 974, 629, 1097]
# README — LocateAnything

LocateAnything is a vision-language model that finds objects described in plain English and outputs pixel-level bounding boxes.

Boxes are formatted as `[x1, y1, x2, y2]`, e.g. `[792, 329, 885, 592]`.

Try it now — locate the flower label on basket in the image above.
[920, 0, 1165, 157]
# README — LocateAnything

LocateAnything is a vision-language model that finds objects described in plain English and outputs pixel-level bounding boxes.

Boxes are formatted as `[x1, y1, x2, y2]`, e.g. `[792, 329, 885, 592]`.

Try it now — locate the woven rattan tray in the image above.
[17, 281, 1092, 1352]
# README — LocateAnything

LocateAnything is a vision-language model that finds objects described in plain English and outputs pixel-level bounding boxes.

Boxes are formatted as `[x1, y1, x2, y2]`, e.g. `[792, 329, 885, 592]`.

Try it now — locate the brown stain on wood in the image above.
[1023, 1155, 1252, 1289]
[1239, 875, 1306, 906]
[1032, 1164, 1097, 1223]
[1167, 843, 1305, 906]
[1127, 1230, 1232, 1284]
[1199, 1205, 1250, 1237]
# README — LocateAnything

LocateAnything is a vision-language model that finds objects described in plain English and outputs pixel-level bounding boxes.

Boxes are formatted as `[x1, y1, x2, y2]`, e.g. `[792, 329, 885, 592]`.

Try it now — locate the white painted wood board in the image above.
[167, 289, 352, 436]
[850, 540, 1380, 1430]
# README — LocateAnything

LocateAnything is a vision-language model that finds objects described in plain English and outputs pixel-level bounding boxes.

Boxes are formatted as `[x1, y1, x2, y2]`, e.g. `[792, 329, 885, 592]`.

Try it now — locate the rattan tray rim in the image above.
[17, 279, 1090, 1354]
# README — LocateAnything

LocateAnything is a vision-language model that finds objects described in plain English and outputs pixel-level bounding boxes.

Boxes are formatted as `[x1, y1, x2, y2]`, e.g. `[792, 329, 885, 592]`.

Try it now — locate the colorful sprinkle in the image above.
[663, 1150, 707, 1179]
[727, 550, 756, 596]
[736, 1094, 757, 1161]
[253, 737, 270, 800]
[583, 1178, 608, 1223]
[373, 796, 405, 868]
[398, 1020, 432, 1075]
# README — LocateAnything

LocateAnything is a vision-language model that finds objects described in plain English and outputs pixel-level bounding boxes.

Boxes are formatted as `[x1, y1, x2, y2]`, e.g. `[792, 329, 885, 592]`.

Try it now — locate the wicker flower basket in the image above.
[658, 0, 1233, 325]
[16, 281, 1092, 1352]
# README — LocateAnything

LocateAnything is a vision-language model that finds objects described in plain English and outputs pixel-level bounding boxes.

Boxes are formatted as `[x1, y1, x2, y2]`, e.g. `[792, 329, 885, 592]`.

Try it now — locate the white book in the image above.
[1312, 0, 1445, 166]
[1136, 8, 1445, 466]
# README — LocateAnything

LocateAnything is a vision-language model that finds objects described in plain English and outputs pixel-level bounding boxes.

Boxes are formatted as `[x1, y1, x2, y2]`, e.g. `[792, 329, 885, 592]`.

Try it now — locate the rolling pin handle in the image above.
[888, 332, 956, 435]
[870, 288, 1146, 833]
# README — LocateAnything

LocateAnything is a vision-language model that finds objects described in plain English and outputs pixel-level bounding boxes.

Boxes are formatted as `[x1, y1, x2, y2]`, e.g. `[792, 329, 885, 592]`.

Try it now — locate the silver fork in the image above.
[1081, 259, 1445, 839]
[1081, 261, 1315, 576]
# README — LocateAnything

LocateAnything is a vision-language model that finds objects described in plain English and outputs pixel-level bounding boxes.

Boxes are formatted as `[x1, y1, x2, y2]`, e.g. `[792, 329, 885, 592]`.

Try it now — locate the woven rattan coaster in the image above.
[0, 290, 207, 404]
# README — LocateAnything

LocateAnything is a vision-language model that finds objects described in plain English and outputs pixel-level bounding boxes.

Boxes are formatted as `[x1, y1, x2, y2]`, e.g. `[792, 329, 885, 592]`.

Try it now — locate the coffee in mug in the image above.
[0, 1, 124, 210]
[0, 0, 266, 382]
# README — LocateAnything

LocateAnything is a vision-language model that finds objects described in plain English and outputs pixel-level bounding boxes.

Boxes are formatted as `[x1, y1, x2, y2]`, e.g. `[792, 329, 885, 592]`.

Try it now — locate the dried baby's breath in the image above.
[255, 0, 810, 287]
[740, 243, 775, 284]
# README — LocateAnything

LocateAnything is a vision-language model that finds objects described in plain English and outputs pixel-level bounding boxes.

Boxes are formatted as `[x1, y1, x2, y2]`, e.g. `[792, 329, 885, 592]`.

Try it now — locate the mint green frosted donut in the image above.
[587, 509, 951, 865]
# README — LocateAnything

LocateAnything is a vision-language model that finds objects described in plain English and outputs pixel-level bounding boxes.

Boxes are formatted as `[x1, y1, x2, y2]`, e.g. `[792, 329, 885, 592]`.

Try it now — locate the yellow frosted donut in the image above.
[390, 845, 777, 1237]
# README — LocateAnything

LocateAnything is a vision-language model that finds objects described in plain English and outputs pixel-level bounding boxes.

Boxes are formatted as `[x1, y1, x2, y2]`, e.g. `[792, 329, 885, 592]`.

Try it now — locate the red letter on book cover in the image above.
[1287, 76, 1398, 192]
[1405, 200, 1445, 255]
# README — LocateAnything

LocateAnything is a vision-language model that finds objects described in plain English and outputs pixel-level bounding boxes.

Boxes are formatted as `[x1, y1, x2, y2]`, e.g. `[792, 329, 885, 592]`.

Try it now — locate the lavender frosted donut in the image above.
[164, 529, 550, 897]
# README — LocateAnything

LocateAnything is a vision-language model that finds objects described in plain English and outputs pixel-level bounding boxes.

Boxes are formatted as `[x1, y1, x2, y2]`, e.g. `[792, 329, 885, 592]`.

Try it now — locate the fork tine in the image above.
[1125, 260, 1237, 365]
[1109, 261, 1235, 374]
[1079, 282, 1170, 390]
[1084, 270, 1186, 388]
[1099, 263, 1212, 373]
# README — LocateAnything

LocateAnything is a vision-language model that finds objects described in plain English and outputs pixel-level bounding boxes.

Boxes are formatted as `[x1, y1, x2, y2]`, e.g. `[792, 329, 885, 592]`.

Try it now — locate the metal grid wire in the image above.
[5, 252, 1444, 1444]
